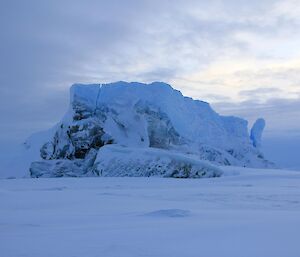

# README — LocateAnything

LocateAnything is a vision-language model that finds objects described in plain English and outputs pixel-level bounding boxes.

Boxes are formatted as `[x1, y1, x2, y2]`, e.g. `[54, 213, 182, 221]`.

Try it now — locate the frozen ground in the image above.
[1, 167, 300, 257]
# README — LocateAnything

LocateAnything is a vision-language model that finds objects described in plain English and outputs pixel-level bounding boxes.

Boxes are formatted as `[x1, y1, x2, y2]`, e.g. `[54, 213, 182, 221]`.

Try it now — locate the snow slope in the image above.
[11, 81, 272, 178]
[1, 167, 300, 257]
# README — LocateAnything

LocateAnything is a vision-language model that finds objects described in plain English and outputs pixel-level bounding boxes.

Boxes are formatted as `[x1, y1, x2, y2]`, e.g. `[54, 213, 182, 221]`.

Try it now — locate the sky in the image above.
[1, 0, 300, 166]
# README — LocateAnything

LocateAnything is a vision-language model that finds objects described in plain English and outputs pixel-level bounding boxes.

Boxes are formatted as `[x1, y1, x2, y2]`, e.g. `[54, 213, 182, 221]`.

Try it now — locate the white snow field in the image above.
[1, 167, 300, 257]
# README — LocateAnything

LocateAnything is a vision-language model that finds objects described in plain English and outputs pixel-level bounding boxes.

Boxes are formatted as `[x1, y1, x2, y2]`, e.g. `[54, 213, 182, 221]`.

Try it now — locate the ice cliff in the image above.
[23, 81, 272, 178]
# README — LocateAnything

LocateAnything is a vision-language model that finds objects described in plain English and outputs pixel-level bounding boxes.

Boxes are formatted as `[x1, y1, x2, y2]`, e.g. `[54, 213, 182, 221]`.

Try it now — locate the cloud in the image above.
[238, 87, 283, 102]
[239, 87, 282, 96]
[1, 0, 300, 143]
[212, 96, 300, 137]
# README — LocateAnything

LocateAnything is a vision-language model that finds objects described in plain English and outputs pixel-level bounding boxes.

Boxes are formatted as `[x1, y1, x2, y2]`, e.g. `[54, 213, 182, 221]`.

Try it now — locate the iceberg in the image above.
[20, 81, 272, 178]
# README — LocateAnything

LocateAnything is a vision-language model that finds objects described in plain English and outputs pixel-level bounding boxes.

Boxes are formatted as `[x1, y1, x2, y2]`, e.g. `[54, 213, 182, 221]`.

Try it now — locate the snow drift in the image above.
[17, 81, 271, 178]
[93, 145, 222, 178]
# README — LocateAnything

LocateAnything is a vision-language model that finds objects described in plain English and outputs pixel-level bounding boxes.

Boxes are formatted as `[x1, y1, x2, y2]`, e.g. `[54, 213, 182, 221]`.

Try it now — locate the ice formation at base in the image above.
[23, 81, 272, 178]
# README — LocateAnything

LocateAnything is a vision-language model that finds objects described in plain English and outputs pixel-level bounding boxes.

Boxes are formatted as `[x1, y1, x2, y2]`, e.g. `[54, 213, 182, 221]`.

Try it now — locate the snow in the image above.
[1, 167, 300, 257]
[94, 145, 222, 178]
[0, 127, 57, 178]
[70, 81, 251, 150]
[9, 81, 272, 179]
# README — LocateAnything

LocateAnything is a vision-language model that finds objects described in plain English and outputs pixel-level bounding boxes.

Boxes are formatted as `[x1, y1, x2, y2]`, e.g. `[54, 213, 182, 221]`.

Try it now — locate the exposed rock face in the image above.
[26, 81, 272, 178]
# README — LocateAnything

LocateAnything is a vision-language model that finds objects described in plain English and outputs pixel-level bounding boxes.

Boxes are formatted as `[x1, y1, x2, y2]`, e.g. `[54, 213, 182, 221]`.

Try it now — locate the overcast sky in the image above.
[1, 0, 300, 145]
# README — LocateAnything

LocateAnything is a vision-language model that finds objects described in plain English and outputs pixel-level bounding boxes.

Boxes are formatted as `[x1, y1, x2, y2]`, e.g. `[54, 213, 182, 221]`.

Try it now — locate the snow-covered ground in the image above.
[1, 167, 300, 257]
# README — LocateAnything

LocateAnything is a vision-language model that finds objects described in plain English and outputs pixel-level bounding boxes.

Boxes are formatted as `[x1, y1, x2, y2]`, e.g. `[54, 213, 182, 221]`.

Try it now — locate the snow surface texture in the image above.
[1, 167, 300, 257]
[94, 145, 222, 178]
[11, 81, 272, 178]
